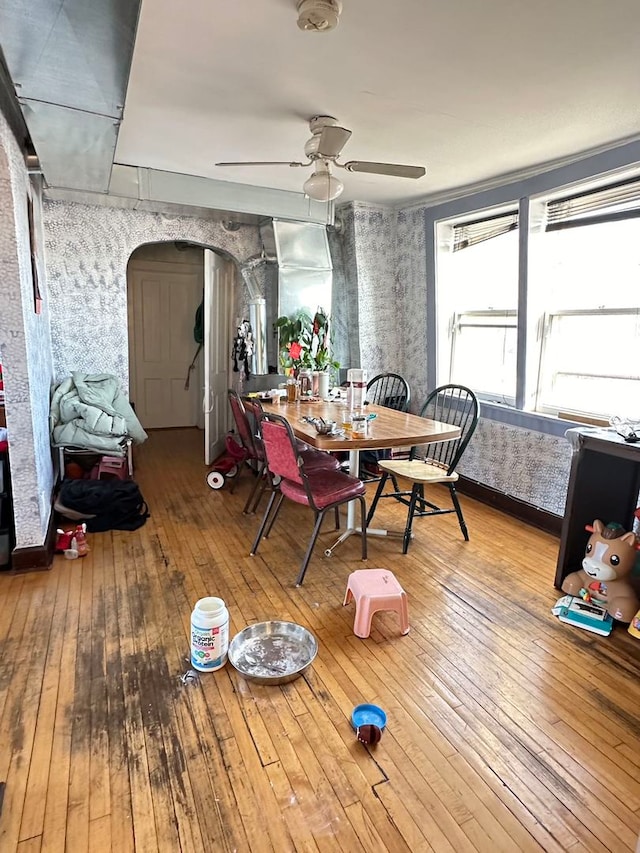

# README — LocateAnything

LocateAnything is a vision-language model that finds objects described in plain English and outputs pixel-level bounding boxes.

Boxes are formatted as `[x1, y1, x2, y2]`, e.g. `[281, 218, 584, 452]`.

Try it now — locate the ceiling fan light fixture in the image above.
[303, 163, 344, 201]
[296, 0, 342, 32]
[216, 115, 426, 197]
[304, 134, 321, 158]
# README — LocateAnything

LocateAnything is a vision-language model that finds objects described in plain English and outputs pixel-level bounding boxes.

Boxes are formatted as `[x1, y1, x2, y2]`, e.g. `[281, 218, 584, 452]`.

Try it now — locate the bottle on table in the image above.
[346, 369, 366, 411]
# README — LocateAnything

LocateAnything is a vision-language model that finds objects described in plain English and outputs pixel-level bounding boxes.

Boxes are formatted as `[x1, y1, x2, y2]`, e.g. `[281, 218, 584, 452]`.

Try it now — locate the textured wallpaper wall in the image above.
[352, 203, 399, 377]
[461, 419, 571, 516]
[44, 201, 263, 388]
[328, 207, 359, 371]
[0, 114, 56, 545]
[396, 206, 429, 409]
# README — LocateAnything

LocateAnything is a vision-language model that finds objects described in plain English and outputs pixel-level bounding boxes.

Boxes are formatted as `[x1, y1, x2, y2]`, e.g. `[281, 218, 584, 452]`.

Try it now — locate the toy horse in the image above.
[562, 519, 640, 623]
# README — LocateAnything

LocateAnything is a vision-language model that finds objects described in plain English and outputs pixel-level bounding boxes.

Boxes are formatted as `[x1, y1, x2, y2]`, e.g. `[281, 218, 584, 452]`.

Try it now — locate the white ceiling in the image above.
[115, 0, 640, 207]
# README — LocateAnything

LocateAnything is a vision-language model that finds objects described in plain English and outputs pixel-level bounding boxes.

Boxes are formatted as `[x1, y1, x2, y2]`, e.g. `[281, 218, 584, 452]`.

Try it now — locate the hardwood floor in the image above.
[1, 427, 640, 852]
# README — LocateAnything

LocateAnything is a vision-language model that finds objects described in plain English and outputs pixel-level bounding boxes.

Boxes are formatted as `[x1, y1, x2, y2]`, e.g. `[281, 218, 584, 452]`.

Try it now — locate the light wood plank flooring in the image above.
[1, 427, 640, 852]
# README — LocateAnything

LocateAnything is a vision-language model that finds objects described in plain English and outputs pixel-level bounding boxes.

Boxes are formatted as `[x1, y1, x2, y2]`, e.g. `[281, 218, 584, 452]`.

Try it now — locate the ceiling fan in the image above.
[215, 115, 426, 201]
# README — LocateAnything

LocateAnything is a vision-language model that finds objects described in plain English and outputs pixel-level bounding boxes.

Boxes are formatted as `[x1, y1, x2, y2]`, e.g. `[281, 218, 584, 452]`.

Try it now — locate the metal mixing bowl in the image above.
[314, 419, 337, 434]
[228, 621, 318, 685]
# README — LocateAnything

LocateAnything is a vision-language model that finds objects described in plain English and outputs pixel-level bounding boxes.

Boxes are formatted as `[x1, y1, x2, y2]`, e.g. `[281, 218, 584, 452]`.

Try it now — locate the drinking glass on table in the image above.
[340, 406, 352, 431]
[350, 412, 368, 439]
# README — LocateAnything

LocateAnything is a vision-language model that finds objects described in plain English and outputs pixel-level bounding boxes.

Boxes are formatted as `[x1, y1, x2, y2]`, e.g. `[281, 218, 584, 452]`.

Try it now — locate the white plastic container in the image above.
[346, 368, 366, 411]
[317, 371, 330, 399]
[190, 597, 229, 672]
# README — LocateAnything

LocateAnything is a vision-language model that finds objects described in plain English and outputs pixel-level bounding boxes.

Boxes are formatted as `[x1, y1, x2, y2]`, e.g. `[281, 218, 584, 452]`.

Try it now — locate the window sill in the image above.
[478, 400, 584, 437]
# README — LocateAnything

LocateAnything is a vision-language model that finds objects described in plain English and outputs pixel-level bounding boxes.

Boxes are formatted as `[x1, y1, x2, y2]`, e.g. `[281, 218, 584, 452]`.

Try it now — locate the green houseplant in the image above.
[275, 308, 340, 374]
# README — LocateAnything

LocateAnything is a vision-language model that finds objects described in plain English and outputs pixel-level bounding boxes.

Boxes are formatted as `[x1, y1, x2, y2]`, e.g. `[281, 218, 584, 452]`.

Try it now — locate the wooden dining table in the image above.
[260, 397, 461, 555]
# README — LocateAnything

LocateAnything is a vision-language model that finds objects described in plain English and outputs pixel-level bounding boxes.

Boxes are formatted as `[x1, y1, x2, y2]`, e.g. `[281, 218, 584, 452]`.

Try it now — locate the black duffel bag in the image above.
[57, 478, 150, 532]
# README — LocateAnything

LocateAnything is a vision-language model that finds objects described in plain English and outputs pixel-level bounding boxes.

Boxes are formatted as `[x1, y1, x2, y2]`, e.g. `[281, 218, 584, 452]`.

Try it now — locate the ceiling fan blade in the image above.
[342, 161, 426, 179]
[215, 160, 310, 168]
[317, 125, 352, 158]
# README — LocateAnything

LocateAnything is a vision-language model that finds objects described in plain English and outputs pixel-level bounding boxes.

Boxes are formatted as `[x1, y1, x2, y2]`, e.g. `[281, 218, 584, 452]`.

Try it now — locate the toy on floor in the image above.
[552, 594, 614, 636]
[55, 523, 89, 559]
[352, 703, 386, 747]
[561, 519, 640, 623]
[206, 433, 248, 490]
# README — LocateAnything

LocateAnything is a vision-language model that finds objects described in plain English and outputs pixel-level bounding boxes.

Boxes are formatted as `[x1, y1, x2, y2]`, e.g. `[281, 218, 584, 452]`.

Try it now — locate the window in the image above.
[437, 209, 519, 404]
[450, 310, 517, 400]
[534, 214, 640, 417]
[537, 308, 640, 415]
[435, 173, 640, 421]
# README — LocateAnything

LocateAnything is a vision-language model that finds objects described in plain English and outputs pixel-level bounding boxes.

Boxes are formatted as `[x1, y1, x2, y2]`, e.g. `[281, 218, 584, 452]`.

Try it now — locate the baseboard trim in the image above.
[457, 476, 563, 536]
[9, 501, 57, 573]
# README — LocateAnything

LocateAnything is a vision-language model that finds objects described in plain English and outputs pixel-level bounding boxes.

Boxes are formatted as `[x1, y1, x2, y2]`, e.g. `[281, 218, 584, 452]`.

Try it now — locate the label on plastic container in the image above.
[191, 620, 229, 670]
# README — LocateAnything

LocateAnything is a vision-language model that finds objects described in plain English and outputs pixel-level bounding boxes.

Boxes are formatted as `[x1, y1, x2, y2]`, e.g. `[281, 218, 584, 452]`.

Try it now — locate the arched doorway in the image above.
[127, 241, 235, 464]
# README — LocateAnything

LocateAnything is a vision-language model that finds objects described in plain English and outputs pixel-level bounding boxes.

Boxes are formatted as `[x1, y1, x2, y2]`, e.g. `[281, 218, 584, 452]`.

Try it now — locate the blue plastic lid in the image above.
[351, 703, 387, 730]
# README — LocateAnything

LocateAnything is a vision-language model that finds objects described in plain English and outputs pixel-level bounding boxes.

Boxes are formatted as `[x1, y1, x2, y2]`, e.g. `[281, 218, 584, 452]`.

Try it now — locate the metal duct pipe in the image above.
[249, 298, 268, 375]
[240, 251, 276, 300]
[240, 251, 276, 373]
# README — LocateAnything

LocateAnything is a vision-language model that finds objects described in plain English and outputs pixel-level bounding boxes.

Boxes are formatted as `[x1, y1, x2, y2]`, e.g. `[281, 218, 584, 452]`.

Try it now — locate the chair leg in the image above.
[358, 496, 367, 561]
[403, 484, 420, 554]
[246, 472, 269, 514]
[263, 491, 285, 539]
[243, 462, 265, 514]
[247, 466, 277, 515]
[334, 506, 341, 529]
[295, 510, 326, 587]
[450, 484, 469, 540]
[398, 591, 410, 635]
[250, 490, 279, 555]
[366, 473, 389, 526]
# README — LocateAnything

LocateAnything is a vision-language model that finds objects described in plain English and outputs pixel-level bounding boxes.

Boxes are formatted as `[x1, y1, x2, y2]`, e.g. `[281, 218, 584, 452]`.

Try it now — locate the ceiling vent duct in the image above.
[0, 0, 141, 192]
[260, 218, 333, 327]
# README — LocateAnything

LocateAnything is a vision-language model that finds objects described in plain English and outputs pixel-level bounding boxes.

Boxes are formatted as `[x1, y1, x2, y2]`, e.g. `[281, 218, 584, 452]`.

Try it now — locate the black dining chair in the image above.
[365, 372, 411, 412]
[366, 384, 479, 553]
[251, 411, 367, 585]
[360, 372, 411, 479]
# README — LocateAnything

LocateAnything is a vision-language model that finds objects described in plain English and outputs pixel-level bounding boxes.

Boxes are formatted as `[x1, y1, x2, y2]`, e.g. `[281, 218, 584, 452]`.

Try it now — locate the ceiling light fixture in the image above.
[296, 0, 342, 32]
[303, 160, 344, 201]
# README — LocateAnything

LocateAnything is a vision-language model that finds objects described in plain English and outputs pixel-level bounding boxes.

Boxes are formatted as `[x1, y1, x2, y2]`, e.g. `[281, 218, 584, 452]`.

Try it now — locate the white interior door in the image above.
[128, 258, 203, 428]
[204, 249, 233, 464]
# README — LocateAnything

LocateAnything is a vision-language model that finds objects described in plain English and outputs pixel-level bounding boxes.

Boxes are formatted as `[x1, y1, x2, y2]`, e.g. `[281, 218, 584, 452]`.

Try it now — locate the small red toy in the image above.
[55, 523, 89, 557]
[206, 433, 248, 490]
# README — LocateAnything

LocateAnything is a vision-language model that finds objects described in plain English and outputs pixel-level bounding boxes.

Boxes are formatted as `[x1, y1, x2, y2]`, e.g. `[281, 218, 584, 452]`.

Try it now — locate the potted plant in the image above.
[275, 310, 313, 373]
[275, 308, 340, 378]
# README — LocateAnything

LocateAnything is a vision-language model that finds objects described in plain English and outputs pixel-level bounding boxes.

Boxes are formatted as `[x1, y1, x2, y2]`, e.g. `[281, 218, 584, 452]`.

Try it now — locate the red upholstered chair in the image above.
[229, 391, 339, 515]
[251, 411, 367, 586]
[227, 390, 266, 513]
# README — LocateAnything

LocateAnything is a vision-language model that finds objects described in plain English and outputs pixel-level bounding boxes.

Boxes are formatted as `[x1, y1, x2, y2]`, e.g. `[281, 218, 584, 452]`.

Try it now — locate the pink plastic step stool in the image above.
[343, 569, 410, 639]
[95, 455, 129, 481]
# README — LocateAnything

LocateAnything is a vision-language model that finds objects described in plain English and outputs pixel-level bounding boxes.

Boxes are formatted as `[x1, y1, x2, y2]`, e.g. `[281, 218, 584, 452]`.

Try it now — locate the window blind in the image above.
[546, 176, 640, 230]
[452, 211, 518, 251]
